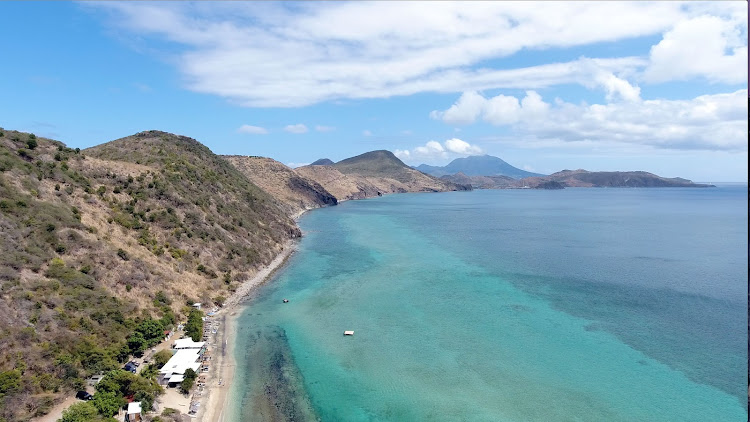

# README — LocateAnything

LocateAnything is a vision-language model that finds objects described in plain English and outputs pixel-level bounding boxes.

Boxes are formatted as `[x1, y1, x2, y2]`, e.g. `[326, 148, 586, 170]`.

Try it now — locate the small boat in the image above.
[282, 299, 289, 303]
[344, 331, 354, 336]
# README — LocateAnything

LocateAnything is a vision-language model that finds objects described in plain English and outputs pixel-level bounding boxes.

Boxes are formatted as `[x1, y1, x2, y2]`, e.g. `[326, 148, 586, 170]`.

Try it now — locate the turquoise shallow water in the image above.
[229, 187, 748, 421]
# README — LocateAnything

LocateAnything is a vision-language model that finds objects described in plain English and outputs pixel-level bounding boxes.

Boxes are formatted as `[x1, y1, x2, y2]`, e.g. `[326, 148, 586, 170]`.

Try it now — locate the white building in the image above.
[172, 338, 205, 350]
[126, 401, 142, 422]
[158, 349, 201, 385]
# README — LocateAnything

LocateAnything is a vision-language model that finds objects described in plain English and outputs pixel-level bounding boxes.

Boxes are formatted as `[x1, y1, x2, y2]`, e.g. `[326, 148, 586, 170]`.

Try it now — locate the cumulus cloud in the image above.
[644, 14, 748, 84]
[395, 138, 483, 162]
[475, 89, 748, 152]
[284, 124, 308, 134]
[237, 124, 268, 134]
[87, 2, 746, 107]
[431, 90, 552, 126]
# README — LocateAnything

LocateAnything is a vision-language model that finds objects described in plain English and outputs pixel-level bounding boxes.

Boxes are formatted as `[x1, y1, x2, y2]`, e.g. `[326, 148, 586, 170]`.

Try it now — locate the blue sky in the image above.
[0, 1, 747, 181]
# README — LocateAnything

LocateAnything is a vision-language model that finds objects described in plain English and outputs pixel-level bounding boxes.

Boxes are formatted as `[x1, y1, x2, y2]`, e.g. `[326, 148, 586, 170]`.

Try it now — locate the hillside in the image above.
[523, 170, 714, 188]
[0, 129, 298, 420]
[309, 158, 334, 166]
[441, 173, 517, 189]
[295, 150, 471, 201]
[416, 155, 544, 179]
[443, 168, 713, 189]
[294, 165, 385, 201]
[332, 150, 470, 192]
[223, 155, 337, 217]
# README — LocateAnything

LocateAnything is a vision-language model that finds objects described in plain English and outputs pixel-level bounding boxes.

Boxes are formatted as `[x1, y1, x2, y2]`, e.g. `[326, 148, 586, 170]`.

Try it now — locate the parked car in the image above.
[75, 391, 93, 400]
[123, 362, 137, 373]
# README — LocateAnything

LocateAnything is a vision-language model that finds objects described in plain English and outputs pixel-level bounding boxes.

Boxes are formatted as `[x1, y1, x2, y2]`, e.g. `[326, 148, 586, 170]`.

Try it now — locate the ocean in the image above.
[227, 186, 748, 421]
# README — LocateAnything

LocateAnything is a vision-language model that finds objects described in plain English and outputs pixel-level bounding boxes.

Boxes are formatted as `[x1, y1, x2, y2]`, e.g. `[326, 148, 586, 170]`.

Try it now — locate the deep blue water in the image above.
[229, 186, 748, 421]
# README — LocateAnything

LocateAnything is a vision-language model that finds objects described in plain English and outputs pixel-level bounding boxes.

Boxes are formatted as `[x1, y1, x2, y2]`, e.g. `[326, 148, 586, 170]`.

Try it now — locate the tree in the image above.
[185, 309, 203, 342]
[26, 136, 37, 150]
[153, 350, 173, 369]
[179, 377, 194, 394]
[0, 370, 21, 397]
[92, 391, 123, 417]
[139, 364, 158, 380]
[183, 368, 196, 381]
[60, 402, 98, 422]
[127, 331, 147, 354]
[135, 319, 165, 347]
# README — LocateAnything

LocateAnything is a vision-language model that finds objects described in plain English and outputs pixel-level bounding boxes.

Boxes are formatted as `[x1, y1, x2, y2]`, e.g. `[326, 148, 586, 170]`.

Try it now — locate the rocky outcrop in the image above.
[224, 156, 337, 216]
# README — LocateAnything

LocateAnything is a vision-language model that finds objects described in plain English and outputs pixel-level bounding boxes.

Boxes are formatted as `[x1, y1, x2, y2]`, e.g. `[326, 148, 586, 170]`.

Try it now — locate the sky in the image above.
[0, 1, 747, 182]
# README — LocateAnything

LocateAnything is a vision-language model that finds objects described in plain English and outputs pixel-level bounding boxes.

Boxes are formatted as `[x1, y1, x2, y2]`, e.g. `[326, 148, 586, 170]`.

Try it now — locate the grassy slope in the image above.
[0, 129, 296, 421]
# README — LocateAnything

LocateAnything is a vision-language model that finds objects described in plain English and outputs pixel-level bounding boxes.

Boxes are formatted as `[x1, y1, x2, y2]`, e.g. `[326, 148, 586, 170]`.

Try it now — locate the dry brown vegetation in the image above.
[223, 156, 336, 216]
[0, 129, 297, 421]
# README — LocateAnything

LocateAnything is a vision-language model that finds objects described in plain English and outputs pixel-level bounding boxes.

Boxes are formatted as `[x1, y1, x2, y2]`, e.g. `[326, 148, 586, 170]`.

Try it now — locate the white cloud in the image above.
[237, 124, 268, 134]
[644, 15, 748, 84]
[432, 90, 553, 126]
[395, 138, 483, 162]
[472, 89, 748, 152]
[89, 2, 747, 107]
[284, 124, 308, 134]
[362, 130, 373, 137]
[430, 91, 486, 125]
[444, 138, 483, 155]
[315, 125, 336, 132]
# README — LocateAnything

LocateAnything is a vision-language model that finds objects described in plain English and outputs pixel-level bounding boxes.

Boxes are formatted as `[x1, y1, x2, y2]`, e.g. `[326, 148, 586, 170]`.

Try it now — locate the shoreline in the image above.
[197, 213, 305, 422]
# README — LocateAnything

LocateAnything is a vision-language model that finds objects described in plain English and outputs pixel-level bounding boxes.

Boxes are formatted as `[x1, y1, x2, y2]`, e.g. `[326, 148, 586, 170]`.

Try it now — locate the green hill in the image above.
[333, 150, 416, 182]
[0, 128, 297, 420]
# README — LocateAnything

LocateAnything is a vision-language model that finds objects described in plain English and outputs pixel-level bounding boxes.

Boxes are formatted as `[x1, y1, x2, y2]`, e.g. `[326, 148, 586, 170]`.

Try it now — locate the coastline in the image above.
[197, 237, 300, 422]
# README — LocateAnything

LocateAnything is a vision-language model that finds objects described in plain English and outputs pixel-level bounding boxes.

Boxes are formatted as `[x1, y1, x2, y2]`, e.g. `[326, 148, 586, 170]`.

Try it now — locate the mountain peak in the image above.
[310, 158, 334, 166]
[417, 154, 545, 179]
[333, 150, 409, 176]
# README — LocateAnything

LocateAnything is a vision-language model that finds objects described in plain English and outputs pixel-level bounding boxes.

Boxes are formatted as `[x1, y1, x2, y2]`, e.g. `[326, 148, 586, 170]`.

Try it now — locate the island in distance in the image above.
[417, 155, 714, 189]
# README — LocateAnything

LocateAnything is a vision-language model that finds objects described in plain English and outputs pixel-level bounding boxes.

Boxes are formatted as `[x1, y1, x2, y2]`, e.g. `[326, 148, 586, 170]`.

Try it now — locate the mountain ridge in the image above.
[416, 154, 545, 179]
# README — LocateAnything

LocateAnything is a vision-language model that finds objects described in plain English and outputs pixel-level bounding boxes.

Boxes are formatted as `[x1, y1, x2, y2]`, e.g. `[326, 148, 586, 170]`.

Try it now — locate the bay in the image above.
[228, 186, 748, 421]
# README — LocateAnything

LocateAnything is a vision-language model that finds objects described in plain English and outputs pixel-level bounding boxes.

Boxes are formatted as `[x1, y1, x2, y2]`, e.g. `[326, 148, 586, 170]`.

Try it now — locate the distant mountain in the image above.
[536, 170, 714, 188]
[333, 150, 415, 182]
[295, 150, 470, 201]
[310, 158, 334, 166]
[440, 172, 517, 189]
[416, 155, 545, 179]
[442, 169, 713, 189]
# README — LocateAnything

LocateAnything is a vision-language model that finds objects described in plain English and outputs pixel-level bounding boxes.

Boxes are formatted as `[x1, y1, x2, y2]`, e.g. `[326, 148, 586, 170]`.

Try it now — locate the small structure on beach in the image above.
[125, 401, 142, 422]
[344, 331, 354, 336]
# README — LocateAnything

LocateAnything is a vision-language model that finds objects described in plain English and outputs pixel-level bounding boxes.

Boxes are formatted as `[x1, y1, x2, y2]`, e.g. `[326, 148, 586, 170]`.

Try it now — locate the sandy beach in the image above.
[196, 239, 299, 422]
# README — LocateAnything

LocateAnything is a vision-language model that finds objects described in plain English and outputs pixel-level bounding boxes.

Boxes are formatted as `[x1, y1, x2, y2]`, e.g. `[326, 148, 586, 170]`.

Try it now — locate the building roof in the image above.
[127, 402, 142, 414]
[159, 349, 201, 376]
[173, 338, 205, 349]
[168, 374, 184, 383]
